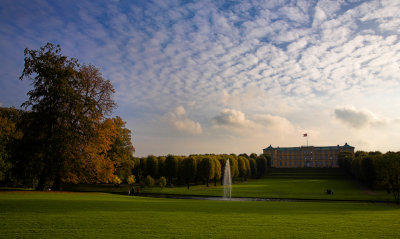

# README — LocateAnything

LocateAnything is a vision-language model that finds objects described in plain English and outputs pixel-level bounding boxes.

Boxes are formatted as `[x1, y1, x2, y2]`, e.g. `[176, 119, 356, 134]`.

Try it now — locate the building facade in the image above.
[263, 143, 354, 168]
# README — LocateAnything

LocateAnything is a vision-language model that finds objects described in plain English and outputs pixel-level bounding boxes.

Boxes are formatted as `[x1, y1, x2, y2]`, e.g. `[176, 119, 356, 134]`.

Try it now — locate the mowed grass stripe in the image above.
[1, 191, 400, 238]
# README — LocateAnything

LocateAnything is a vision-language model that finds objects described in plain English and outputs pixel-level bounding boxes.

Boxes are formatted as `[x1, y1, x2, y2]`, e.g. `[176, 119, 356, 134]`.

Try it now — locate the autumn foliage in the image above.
[0, 43, 135, 190]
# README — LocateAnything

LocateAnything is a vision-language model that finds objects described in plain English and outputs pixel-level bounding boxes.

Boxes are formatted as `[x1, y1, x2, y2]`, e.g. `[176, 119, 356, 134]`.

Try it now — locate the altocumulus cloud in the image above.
[1, 0, 400, 154]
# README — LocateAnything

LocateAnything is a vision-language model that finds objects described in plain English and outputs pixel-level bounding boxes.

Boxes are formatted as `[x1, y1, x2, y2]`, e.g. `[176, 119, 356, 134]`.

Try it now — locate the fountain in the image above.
[223, 159, 232, 199]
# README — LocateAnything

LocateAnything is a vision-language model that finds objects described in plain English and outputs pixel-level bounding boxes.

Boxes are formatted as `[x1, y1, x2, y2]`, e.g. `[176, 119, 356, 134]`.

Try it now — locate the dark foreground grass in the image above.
[1, 191, 400, 238]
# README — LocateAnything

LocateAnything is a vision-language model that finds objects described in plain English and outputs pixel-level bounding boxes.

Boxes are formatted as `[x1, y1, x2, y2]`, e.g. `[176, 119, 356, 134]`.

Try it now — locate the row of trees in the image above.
[1, 101, 270, 190]
[0, 43, 135, 190]
[131, 154, 270, 189]
[338, 151, 400, 203]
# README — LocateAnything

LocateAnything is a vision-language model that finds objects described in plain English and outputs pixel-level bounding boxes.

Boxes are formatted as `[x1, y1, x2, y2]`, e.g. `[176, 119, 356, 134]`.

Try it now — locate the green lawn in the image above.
[62, 168, 394, 202]
[58, 168, 395, 202]
[140, 177, 393, 202]
[1, 191, 399, 238]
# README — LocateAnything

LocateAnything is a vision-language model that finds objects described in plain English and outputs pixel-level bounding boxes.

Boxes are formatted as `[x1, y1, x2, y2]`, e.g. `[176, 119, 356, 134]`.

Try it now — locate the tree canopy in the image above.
[13, 43, 134, 190]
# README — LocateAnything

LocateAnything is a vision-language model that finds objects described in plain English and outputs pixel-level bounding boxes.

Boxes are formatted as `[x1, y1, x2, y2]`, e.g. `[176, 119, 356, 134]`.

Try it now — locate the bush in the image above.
[158, 176, 167, 189]
[112, 175, 122, 186]
[144, 175, 155, 187]
[127, 175, 136, 185]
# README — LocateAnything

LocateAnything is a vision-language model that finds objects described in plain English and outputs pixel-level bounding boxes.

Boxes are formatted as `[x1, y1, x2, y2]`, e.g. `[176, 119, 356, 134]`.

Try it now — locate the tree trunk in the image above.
[52, 171, 62, 191]
[37, 172, 47, 191]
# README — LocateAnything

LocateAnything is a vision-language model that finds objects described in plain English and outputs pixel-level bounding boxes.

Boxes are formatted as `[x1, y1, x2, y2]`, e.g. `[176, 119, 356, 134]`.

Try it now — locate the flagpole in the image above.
[303, 133, 308, 147]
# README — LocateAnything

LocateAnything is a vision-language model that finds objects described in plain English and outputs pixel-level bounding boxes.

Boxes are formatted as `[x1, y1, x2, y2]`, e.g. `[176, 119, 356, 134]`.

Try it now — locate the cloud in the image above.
[253, 114, 296, 133]
[2, 0, 400, 155]
[213, 108, 254, 129]
[334, 106, 385, 129]
[212, 108, 297, 137]
[312, 6, 327, 28]
[222, 86, 267, 108]
[5, 0, 398, 118]
[165, 106, 203, 135]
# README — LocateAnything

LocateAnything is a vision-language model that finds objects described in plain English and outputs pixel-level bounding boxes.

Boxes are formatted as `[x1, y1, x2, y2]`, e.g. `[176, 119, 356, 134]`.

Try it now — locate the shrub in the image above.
[144, 175, 155, 187]
[113, 175, 122, 186]
[127, 175, 136, 185]
[158, 176, 167, 189]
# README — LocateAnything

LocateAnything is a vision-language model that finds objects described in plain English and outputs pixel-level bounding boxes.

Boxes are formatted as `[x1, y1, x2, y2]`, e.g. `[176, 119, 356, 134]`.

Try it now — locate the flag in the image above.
[303, 133, 307, 137]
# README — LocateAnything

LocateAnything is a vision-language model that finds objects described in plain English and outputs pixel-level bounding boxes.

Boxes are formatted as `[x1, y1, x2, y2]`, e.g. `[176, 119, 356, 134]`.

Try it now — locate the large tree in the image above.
[213, 158, 221, 186]
[198, 156, 215, 187]
[109, 117, 135, 182]
[248, 157, 257, 179]
[165, 155, 179, 184]
[229, 155, 239, 181]
[378, 152, 400, 204]
[65, 118, 118, 184]
[0, 107, 24, 184]
[19, 43, 116, 190]
[180, 156, 197, 189]
[338, 151, 354, 177]
[62, 117, 134, 185]
[146, 155, 159, 178]
[237, 156, 247, 181]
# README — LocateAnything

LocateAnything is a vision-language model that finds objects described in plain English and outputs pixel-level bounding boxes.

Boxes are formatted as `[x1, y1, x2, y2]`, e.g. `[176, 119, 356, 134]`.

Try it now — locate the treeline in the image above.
[338, 151, 400, 203]
[0, 104, 270, 190]
[131, 154, 270, 189]
[0, 43, 135, 190]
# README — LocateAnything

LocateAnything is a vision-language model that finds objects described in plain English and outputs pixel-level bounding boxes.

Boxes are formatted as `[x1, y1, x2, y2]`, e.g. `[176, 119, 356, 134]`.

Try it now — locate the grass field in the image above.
[60, 169, 394, 202]
[138, 169, 393, 202]
[1, 191, 400, 238]
[138, 177, 392, 201]
[2, 169, 398, 238]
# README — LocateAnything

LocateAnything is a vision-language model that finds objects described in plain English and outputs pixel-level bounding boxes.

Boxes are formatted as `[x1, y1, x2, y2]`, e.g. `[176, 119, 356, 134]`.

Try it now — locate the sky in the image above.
[1, 0, 400, 156]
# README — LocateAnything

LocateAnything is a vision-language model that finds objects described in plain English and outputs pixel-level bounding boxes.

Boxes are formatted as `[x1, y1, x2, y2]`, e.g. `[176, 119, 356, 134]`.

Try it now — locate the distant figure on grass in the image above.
[127, 175, 136, 196]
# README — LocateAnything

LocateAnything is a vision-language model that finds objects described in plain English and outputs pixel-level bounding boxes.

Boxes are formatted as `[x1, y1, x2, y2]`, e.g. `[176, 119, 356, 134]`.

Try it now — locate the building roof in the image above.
[264, 143, 354, 151]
